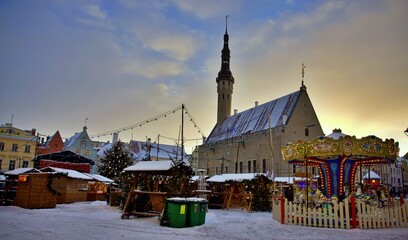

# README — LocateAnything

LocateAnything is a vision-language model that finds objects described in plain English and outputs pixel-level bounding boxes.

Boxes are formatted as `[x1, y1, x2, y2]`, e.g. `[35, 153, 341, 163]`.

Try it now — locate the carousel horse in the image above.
[293, 185, 305, 205]
[377, 187, 388, 207]
[354, 182, 364, 198]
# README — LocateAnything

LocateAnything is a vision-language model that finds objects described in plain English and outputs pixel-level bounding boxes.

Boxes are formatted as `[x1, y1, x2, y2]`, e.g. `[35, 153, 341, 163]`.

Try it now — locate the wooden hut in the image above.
[206, 173, 268, 212]
[40, 167, 92, 203]
[83, 173, 114, 201]
[121, 160, 174, 218]
[14, 173, 57, 209]
[3, 168, 41, 205]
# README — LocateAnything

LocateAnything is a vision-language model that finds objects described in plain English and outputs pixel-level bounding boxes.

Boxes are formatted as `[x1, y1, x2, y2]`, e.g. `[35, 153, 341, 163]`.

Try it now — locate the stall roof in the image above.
[4, 168, 41, 176]
[83, 173, 114, 183]
[34, 150, 95, 165]
[363, 171, 381, 180]
[273, 177, 308, 184]
[206, 173, 267, 183]
[40, 167, 93, 180]
[123, 160, 174, 172]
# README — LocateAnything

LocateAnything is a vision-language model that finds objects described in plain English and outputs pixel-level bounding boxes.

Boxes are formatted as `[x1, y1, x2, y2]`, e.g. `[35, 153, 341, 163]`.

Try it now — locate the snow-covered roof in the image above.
[40, 167, 93, 180]
[273, 177, 308, 184]
[65, 132, 82, 148]
[206, 173, 267, 182]
[83, 173, 114, 183]
[123, 160, 174, 172]
[206, 90, 301, 143]
[129, 140, 188, 161]
[363, 170, 381, 180]
[97, 143, 112, 157]
[4, 168, 41, 176]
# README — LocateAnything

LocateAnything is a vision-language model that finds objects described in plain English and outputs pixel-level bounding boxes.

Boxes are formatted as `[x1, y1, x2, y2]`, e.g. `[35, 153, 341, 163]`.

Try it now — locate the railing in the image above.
[272, 195, 408, 229]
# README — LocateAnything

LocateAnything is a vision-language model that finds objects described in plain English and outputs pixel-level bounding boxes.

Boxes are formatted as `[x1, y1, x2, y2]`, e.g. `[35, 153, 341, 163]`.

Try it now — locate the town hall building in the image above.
[197, 21, 324, 178]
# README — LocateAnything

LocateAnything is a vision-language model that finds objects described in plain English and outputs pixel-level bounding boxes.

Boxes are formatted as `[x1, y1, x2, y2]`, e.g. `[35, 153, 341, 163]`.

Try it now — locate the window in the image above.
[248, 160, 251, 173]
[80, 140, 86, 148]
[253, 160, 256, 172]
[76, 149, 81, 155]
[0, 142, 4, 151]
[215, 167, 219, 175]
[239, 162, 243, 173]
[12, 144, 18, 152]
[22, 161, 29, 168]
[24, 145, 30, 153]
[262, 159, 266, 173]
[225, 166, 228, 174]
[0, 159, 2, 170]
[235, 162, 238, 174]
[8, 160, 16, 170]
[305, 128, 309, 137]
[85, 149, 90, 157]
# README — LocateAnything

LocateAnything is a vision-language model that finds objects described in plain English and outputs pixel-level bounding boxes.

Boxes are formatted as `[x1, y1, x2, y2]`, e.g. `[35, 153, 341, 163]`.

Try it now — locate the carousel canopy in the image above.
[281, 131, 399, 162]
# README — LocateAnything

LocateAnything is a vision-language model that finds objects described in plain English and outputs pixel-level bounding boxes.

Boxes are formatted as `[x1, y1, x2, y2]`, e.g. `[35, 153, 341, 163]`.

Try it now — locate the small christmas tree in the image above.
[98, 141, 134, 180]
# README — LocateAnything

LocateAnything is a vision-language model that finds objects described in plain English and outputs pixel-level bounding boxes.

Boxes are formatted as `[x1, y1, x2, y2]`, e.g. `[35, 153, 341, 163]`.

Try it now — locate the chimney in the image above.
[255, 101, 258, 107]
[234, 109, 238, 115]
[112, 132, 119, 145]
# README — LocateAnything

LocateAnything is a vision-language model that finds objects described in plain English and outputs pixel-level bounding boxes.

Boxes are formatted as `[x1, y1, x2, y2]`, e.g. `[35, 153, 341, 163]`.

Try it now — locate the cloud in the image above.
[120, 58, 184, 79]
[171, 0, 241, 19]
[83, 4, 107, 19]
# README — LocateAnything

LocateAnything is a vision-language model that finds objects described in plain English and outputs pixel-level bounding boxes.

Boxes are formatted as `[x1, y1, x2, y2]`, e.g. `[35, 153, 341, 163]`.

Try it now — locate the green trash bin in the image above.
[185, 198, 201, 227]
[197, 198, 208, 225]
[166, 198, 187, 228]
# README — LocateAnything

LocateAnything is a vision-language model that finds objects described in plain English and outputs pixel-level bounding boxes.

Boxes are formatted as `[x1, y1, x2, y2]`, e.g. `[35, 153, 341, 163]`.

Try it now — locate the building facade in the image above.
[197, 25, 324, 177]
[36, 130, 64, 155]
[64, 126, 98, 173]
[0, 123, 37, 172]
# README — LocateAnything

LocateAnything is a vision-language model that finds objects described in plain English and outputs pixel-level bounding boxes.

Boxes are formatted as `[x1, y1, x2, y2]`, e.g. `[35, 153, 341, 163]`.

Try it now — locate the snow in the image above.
[123, 160, 174, 172]
[1, 201, 407, 240]
[363, 171, 381, 180]
[206, 173, 267, 182]
[83, 173, 114, 183]
[41, 167, 93, 180]
[3, 168, 40, 176]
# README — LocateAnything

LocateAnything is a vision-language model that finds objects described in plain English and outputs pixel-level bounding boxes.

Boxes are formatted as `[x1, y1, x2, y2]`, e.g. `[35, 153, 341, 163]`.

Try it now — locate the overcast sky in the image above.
[1, 0, 407, 155]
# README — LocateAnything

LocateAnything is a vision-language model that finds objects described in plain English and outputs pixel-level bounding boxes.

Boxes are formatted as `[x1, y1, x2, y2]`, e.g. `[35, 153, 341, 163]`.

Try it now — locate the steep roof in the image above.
[206, 90, 301, 143]
[65, 132, 82, 148]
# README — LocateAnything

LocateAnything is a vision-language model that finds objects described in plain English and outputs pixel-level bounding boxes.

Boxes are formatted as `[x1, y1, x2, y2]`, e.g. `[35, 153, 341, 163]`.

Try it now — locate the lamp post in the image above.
[146, 138, 152, 161]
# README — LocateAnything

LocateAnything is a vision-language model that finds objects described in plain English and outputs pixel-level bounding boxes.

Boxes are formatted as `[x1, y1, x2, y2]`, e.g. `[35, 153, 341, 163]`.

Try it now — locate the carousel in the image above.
[281, 129, 399, 204]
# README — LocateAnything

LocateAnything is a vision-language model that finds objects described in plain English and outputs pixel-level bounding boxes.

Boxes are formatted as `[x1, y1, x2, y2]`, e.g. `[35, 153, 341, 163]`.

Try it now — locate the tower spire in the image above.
[216, 16, 235, 125]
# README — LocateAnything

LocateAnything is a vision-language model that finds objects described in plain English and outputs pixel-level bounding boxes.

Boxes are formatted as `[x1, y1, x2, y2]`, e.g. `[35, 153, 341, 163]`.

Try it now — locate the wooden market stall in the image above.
[14, 173, 57, 209]
[40, 167, 93, 203]
[83, 173, 114, 201]
[121, 160, 175, 219]
[206, 173, 264, 212]
[2, 168, 41, 206]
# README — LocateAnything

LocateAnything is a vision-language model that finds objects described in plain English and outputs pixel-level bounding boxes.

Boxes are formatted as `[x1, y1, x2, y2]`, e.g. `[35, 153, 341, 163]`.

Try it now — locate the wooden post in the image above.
[350, 195, 357, 229]
[280, 195, 285, 224]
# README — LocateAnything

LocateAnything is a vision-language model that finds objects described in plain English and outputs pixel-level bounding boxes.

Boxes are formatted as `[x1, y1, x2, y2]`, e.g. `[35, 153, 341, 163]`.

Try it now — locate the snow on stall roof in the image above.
[363, 170, 381, 180]
[206, 173, 267, 183]
[41, 167, 93, 180]
[83, 173, 114, 183]
[123, 160, 174, 172]
[273, 177, 308, 184]
[4, 168, 41, 176]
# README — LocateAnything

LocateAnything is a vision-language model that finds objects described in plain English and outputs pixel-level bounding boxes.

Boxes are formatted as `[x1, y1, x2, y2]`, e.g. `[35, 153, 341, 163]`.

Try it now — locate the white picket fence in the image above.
[272, 196, 408, 229]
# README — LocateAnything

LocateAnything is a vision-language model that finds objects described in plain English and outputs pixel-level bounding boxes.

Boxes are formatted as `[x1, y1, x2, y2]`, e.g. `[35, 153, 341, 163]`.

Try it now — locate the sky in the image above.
[1, 0, 407, 155]
[1, 200, 408, 240]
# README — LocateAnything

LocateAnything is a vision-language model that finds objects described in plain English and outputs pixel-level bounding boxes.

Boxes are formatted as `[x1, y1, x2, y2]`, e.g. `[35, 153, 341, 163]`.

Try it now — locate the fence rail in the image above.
[272, 196, 408, 229]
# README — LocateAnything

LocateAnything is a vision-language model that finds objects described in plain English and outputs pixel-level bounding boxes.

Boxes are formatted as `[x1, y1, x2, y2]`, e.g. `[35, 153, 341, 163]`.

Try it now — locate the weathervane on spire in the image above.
[225, 15, 229, 33]
[301, 62, 306, 87]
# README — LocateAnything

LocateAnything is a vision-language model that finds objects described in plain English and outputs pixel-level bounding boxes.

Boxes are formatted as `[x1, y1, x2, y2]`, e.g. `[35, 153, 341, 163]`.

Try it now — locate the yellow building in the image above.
[0, 123, 37, 172]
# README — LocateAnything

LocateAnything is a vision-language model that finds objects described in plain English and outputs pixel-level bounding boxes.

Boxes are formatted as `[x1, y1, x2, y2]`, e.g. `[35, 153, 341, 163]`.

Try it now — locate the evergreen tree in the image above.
[98, 141, 133, 180]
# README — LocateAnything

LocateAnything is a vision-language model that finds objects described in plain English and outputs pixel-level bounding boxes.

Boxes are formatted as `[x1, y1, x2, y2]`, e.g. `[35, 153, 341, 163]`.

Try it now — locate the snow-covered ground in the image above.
[1, 201, 407, 240]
